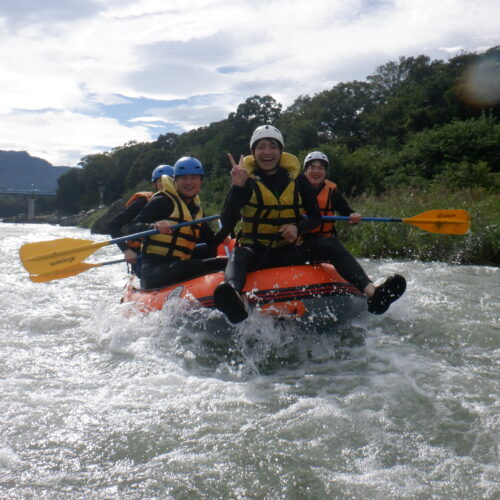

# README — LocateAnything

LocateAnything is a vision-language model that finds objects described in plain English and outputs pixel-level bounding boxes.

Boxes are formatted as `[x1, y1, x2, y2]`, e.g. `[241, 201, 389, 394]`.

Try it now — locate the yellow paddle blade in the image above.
[404, 209, 470, 234]
[29, 258, 126, 283]
[19, 237, 109, 274]
[29, 262, 103, 282]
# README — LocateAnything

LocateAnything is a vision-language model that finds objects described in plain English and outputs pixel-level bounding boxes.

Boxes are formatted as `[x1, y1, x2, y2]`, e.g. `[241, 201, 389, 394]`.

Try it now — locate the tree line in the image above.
[56, 47, 500, 215]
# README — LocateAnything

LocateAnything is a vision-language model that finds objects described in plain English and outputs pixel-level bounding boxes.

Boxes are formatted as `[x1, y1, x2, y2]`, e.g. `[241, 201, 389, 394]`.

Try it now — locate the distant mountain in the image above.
[0, 150, 71, 193]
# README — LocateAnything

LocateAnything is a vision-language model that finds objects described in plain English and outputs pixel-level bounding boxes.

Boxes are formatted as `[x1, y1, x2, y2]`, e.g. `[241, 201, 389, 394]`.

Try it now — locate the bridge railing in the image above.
[0, 189, 57, 219]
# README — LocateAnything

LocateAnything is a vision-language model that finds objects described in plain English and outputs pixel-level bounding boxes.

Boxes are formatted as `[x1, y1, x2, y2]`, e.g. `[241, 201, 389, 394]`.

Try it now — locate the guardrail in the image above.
[0, 189, 56, 196]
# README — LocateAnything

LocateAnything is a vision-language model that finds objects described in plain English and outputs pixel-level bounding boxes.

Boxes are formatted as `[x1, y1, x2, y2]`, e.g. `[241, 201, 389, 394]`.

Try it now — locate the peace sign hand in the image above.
[228, 153, 248, 187]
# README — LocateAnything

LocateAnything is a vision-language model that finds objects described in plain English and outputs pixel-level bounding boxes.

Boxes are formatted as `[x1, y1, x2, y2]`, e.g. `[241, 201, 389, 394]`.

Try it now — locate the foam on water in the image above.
[1, 224, 498, 498]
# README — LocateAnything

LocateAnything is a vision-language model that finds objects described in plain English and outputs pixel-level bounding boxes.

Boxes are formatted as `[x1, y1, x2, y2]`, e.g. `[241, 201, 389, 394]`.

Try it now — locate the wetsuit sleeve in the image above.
[219, 182, 253, 233]
[331, 190, 355, 216]
[296, 174, 322, 234]
[108, 197, 148, 252]
[123, 195, 175, 235]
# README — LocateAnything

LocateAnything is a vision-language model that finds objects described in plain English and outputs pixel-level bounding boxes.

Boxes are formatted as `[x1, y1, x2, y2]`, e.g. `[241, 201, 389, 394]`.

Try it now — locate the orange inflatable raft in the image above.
[121, 262, 367, 328]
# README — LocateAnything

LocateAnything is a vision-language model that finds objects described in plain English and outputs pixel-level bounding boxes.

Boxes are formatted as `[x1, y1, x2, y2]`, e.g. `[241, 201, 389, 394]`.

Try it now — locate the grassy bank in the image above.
[337, 186, 499, 266]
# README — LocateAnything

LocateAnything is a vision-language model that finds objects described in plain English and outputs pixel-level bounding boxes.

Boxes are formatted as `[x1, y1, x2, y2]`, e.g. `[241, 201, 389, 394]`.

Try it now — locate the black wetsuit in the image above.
[300, 183, 372, 293]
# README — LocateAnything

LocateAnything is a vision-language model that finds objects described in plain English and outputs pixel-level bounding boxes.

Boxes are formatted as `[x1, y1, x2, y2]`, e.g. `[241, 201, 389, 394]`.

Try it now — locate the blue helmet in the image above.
[173, 156, 204, 177]
[151, 164, 174, 182]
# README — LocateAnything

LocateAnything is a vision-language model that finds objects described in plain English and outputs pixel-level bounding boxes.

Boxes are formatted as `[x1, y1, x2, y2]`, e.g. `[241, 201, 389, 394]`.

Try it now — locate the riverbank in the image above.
[2, 209, 101, 227]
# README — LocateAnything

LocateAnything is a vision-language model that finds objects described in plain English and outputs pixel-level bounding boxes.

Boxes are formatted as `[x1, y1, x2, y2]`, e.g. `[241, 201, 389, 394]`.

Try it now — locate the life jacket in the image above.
[142, 176, 204, 260]
[308, 179, 338, 238]
[125, 191, 153, 208]
[238, 152, 305, 248]
[125, 192, 153, 249]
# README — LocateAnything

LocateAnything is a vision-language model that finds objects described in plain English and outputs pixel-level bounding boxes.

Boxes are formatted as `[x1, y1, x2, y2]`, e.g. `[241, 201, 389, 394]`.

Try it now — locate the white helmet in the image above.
[303, 151, 329, 169]
[250, 124, 284, 150]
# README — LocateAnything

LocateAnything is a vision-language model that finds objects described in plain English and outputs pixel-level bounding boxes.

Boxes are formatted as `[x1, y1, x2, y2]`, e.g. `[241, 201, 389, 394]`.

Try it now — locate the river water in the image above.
[1, 223, 498, 499]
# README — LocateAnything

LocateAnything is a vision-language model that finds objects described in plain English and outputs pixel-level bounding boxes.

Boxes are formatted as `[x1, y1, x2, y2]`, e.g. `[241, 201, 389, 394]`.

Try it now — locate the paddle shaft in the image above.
[92, 258, 127, 268]
[106, 214, 222, 245]
[322, 216, 403, 222]
[322, 215, 464, 224]
[321, 215, 468, 229]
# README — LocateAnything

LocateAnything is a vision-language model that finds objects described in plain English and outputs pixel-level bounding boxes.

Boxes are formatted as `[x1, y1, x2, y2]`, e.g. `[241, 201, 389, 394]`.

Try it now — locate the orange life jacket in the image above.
[125, 191, 153, 208]
[125, 192, 153, 248]
[309, 179, 337, 238]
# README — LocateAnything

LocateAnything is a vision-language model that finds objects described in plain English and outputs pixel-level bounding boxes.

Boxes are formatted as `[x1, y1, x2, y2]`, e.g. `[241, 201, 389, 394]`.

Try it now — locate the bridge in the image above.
[0, 188, 56, 219]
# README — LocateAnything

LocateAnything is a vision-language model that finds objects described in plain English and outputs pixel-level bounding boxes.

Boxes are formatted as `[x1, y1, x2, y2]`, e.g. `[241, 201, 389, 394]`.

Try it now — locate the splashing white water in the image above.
[2, 223, 498, 498]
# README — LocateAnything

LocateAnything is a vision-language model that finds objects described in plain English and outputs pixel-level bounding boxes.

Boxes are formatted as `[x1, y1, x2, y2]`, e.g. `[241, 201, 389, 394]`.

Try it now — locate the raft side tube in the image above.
[122, 264, 366, 323]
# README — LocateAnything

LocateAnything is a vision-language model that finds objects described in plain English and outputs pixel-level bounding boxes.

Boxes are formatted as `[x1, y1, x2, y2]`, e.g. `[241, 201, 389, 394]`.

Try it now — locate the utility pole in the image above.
[28, 184, 36, 219]
[98, 181, 105, 208]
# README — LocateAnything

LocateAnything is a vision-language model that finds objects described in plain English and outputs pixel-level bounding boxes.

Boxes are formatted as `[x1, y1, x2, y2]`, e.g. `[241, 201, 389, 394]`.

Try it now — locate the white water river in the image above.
[1, 223, 499, 499]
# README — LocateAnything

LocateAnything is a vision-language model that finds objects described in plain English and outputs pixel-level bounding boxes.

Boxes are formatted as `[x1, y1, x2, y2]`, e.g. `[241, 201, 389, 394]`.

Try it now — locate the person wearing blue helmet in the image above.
[108, 164, 173, 276]
[125, 156, 229, 289]
[151, 164, 175, 182]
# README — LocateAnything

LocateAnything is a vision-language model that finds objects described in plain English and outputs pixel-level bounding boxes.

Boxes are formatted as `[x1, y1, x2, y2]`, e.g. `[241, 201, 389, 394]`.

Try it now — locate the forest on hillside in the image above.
[54, 47, 499, 216]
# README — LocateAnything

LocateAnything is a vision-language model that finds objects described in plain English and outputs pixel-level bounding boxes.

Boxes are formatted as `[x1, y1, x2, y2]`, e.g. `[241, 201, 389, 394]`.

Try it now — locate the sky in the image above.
[0, 0, 499, 166]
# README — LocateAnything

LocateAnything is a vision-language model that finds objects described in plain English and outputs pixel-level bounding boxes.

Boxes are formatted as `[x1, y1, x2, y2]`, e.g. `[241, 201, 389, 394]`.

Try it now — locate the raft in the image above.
[122, 263, 367, 328]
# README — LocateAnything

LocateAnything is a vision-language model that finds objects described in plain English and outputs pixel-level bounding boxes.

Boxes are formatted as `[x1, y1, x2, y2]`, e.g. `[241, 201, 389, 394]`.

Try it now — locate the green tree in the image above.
[278, 95, 319, 153]
[400, 115, 500, 179]
[125, 148, 171, 190]
[312, 81, 375, 143]
[56, 167, 85, 213]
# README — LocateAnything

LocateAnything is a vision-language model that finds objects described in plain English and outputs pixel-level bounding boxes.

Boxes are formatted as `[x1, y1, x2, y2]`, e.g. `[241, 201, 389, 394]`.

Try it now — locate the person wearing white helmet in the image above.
[124, 156, 229, 289]
[249, 124, 284, 151]
[107, 164, 174, 276]
[302, 150, 406, 314]
[212, 124, 323, 324]
[303, 151, 361, 235]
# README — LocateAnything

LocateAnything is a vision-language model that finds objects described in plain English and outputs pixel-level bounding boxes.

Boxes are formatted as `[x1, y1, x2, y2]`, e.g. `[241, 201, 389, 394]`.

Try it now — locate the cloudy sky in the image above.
[0, 0, 498, 166]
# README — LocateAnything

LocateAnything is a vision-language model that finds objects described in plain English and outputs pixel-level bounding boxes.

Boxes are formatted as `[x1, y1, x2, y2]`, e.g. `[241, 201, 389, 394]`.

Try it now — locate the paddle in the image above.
[29, 259, 126, 283]
[322, 209, 470, 235]
[20, 214, 221, 275]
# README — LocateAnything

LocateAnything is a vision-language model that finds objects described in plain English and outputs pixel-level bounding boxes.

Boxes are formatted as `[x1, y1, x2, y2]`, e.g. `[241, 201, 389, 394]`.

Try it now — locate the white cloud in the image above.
[0, 0, 499, 165]
[0, 110, 153, 166]
[143, 101, 236, 130]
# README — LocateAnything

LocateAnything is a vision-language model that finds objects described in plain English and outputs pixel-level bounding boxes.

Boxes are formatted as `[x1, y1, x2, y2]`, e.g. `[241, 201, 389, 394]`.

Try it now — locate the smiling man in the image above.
[125, 156, 229, 289]
[213, 125, 322, 323]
